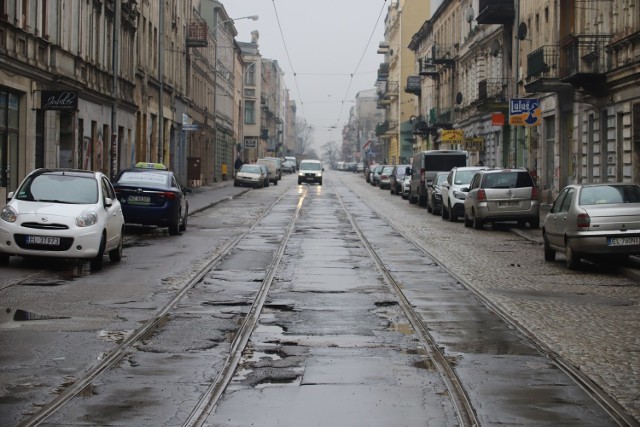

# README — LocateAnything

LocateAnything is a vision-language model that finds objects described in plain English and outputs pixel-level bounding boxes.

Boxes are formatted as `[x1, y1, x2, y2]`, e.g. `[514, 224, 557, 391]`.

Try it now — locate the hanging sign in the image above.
[509, 98, 542, 126]
[440, 129, 465, 143]
[244, 137, 257, 148]
[492, 112, 505, 126]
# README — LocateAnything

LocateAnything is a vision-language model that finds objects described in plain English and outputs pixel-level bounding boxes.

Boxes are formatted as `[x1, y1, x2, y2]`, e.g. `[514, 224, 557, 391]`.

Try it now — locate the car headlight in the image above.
[453, 191, 467, 200]
[76, 210, 98, 227]
[1, 205, 17, 223]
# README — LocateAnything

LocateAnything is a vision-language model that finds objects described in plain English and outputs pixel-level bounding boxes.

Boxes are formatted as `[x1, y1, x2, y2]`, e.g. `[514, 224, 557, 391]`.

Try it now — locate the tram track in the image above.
[17, 187, 297, 427]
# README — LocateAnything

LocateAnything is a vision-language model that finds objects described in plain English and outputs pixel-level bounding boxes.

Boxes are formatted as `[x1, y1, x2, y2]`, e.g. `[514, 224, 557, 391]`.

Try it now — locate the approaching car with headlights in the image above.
[0, 168, 125, 271]
[234, 164, 266, 189]
[441, 166, 487, 221]
[112, 162, 191, 236]
[298, 159, 324, 185]
[542, 183, 640, 269]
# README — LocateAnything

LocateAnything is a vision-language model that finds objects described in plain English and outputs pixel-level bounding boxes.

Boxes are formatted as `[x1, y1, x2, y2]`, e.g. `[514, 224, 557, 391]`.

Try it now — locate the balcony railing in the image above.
[405, 76, 421, 95]
[559, 34, 612, 96]
[375, 121, 389, 136]
[527, 45, 559, 79]
[559, 34, 612, 78]
[186, 20, 208, 48]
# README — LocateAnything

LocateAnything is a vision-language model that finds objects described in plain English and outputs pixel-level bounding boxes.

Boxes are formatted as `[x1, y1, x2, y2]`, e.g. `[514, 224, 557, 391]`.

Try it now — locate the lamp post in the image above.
[212, 14, 258, 182]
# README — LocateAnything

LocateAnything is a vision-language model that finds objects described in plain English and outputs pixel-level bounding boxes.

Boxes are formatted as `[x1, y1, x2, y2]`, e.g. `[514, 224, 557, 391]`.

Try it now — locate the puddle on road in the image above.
[389, 322, 413, 335]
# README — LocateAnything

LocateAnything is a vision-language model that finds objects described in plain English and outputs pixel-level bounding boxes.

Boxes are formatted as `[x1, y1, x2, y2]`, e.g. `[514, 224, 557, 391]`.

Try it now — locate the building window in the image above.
[245, 63, 256, 86]
[244, 100, 255, 124]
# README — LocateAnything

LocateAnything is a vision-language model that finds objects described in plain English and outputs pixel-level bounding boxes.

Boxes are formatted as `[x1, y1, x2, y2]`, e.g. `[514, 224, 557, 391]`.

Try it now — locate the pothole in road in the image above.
[0, 308, 70, 328]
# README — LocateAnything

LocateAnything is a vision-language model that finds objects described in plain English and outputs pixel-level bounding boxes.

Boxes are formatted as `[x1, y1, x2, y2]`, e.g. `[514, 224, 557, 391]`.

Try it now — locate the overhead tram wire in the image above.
[333, 0, 388, 130]
[271, 0, 307, 122]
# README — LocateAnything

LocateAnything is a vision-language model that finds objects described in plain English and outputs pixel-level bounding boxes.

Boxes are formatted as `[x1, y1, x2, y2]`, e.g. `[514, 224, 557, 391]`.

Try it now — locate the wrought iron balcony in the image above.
[419, 59, 439, 78]
[475, 79, 508, 111]
[524, 45, 573, 93]
[186, 20, 208, 48]
[405, 76, 421, 95]
[377, 81, 399, 103]
[476, 0, 514, 25]
[377, 62, 390, 81]
[559, 34, 612, 96]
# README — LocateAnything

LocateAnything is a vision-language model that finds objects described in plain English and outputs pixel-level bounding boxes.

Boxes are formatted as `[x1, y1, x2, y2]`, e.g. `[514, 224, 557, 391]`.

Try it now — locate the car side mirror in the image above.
[322, 168, 325, 171]
[6, 191, 14, 201]
[104, 197, 113, 207]
[461, 187, 469, 192]
[405, 167, 411, 175]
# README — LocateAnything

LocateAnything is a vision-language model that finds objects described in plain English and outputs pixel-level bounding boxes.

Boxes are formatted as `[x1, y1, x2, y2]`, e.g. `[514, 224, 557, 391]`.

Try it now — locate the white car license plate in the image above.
[128, 195, 151, 204]
[608, 236, 640, 246]
[498, 201, 520, 207]
[26, 235, 60, 246]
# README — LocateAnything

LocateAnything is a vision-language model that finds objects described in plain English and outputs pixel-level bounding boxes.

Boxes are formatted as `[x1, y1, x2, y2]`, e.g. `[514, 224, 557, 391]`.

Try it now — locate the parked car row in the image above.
[0, 162, 192, 271]
[361, 159, 640, 270]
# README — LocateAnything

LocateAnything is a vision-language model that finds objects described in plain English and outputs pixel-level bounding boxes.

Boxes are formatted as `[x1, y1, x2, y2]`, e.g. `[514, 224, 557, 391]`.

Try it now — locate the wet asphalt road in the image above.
[0, 171, 638, 426]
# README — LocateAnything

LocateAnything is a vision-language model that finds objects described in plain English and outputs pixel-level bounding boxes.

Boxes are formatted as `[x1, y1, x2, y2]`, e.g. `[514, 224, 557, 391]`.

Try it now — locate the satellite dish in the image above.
[517, 22, 528, 40]
[465, 6, 474, 23]
[456, 92, 463, 104]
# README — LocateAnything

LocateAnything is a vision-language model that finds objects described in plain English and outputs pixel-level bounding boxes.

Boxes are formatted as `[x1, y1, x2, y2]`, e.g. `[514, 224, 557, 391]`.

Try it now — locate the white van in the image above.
[256, 158, 279, 185]
[298, 159, 324, 185]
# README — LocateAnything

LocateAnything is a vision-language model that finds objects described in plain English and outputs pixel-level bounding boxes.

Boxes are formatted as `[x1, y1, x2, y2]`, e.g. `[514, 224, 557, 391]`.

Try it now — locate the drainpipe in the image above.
[158, 0, 164, 163]
[110, 0, 121, 179]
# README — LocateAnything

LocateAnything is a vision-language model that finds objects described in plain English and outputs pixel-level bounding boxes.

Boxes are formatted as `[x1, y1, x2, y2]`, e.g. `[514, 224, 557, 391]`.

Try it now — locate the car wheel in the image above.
[441, 203, 449, 220]
[265, 180, 270, 187]
[0, 253, 10, 265]
[472, 209, 484, 230]
[448, 203, 456, 222]
[234, 181, 238, 187]
[565, 241, 581, 270]
[530, 218, 540, 229]
[464, 212, 472, 227]
[409, 192, 417, 204]
[318, 179, 323, 186]
[91, 234, 106, 271]
[274, 179, 278, 186]
[543, 232, 555, 262]
[169, 211, 180, 235]
[109, 230, 124, 262]
[179, 206, 188, 232]
[298, 179, 302, 185]
[427, 199, 433, 213]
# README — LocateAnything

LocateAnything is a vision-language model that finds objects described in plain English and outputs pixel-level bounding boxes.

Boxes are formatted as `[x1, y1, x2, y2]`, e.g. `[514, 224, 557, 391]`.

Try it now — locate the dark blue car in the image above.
[113, 162, 191, 235]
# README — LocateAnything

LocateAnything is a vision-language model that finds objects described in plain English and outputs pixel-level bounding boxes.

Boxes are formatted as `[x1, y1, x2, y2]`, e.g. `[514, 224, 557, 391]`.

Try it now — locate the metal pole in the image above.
[158, 0, 164, 163]
[110, 0, 121, 179]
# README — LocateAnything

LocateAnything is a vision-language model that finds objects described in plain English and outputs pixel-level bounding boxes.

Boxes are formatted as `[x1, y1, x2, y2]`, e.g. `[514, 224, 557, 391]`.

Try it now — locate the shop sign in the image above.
[464, 137, 485, 152]
[440, 129, 464, 143]
[509, 98, 541, 126]
[41, 90, 78, 111]
[492, 112, 505, 126]
[244, 137, 257, 148]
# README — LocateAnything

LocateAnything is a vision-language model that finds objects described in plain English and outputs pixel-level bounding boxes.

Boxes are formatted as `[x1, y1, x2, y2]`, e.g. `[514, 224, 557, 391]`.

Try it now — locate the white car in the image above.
[298, 160, 324, 185]
[0, 169, 125, 271]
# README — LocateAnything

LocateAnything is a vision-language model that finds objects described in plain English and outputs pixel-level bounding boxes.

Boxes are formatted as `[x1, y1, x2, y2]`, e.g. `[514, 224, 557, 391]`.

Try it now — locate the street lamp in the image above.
[212, 14, 258, 182]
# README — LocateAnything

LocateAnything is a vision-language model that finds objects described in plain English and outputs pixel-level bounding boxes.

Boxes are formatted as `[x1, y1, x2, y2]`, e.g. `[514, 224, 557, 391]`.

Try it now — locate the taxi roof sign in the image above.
[135, 162, 167, 170]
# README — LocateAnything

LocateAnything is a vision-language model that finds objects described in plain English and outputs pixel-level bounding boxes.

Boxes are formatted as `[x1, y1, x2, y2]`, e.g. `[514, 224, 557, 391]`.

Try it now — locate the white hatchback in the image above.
[0, 168, 125, 271]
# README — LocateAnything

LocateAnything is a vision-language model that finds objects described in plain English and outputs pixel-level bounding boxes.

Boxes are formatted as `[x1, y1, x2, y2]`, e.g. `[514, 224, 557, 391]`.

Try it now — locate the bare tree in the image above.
[321, 141, 340, 169]
[295, 118, 314, 156]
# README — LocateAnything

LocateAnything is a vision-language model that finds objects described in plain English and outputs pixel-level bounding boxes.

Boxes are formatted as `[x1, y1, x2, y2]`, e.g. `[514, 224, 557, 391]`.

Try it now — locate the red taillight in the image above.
[420, 169, 425, 183]
[531, 186, 539, 199]
[477, 188, 486, 201]
[577, 213, 591, 228]
[162, 192, 178, 200]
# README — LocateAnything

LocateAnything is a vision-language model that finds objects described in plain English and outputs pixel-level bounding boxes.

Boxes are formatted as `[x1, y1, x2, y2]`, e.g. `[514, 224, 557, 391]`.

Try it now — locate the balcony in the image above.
[559, 34, 612, 96]
[375, 121, 389, 136]
[476, 0, 514, 25]
[377, 81, 399, 104]
[377, 62, 390, 81]
[419, 59, 439, 78]
[186, 20, 208, 48]
[474, 79, 508, 112]
[405, 76, 421, 95]
[411, 118, 436, 137]
[525, 45, 574, 93]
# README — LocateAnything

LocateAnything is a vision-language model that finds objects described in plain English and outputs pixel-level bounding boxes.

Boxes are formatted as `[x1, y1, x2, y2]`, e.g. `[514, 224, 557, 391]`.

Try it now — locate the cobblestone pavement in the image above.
[186, 174, 640, 422]
[332, 172, 640, 422]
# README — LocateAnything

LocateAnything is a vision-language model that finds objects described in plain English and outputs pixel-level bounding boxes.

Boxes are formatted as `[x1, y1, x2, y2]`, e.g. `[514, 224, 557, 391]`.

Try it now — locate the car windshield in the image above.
[16, 173, 98, 204]
[579, 185, 640, 205]
[435, 174, 448, 185]
[382, 167, 394, 174]
[117, 171, 169, 188]
[454, 170, 478, 185]
[301, 163, 322, 171]
[241, 165, 261, 173]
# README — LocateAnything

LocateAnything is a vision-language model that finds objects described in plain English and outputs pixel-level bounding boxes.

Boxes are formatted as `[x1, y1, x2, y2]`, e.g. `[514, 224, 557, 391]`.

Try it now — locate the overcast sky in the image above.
[224, 0, 390, 153]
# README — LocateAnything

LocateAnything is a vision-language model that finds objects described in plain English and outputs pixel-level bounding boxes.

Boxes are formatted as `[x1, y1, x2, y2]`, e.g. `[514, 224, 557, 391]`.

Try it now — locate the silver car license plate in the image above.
[608, 236, 640, 246]
[128, 195, 151, 204]
[26, 235, 60, 246]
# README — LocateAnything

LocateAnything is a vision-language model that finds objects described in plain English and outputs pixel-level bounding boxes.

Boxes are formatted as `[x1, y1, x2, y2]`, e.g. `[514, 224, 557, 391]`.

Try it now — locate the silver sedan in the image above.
[542, 183, 640, 269]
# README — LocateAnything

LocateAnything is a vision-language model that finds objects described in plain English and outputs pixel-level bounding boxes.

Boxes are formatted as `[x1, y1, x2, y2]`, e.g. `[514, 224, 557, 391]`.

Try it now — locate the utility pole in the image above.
[158, 0, 164, 163]
[110, 0, 121, 179]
